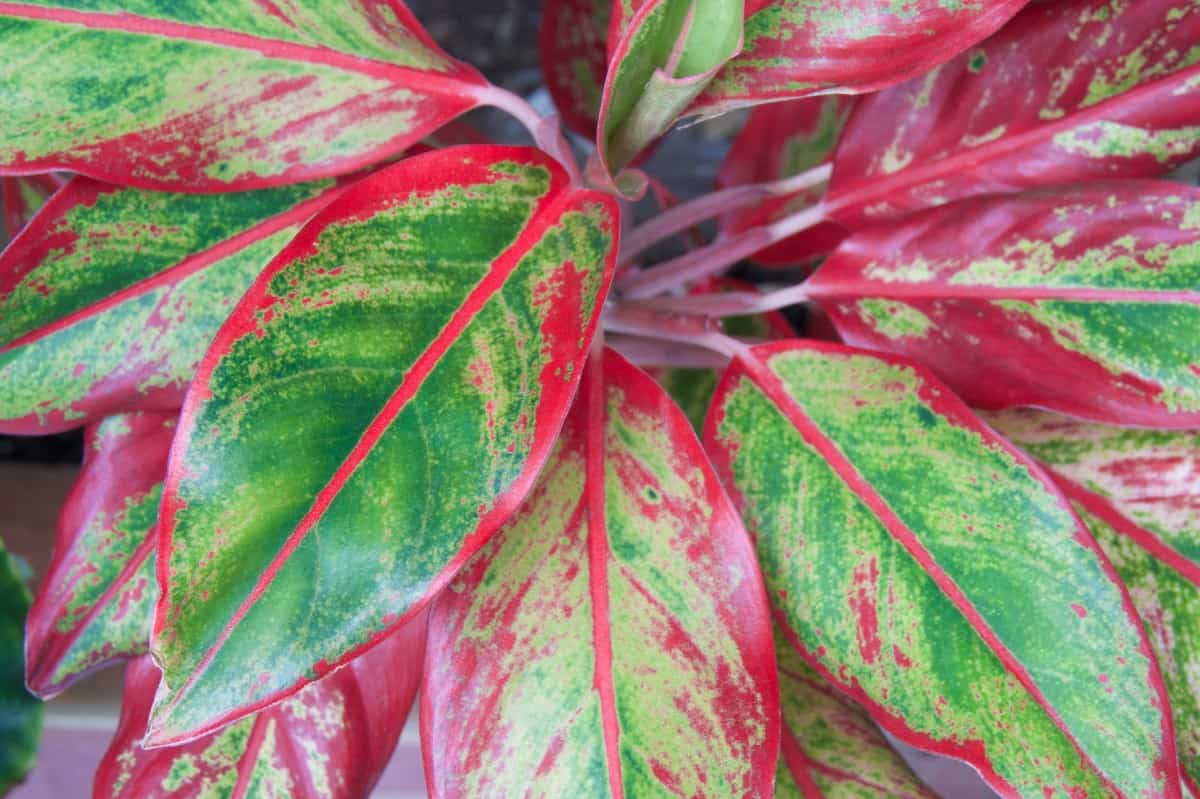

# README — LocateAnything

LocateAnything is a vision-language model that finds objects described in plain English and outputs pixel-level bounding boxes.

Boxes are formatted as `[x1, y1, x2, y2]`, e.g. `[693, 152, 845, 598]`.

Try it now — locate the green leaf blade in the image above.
[0, 541, 42, 795]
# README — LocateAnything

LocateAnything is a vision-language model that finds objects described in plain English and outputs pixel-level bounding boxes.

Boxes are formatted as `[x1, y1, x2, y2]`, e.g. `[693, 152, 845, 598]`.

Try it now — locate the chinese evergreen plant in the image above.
[1, 1, 1200, 797]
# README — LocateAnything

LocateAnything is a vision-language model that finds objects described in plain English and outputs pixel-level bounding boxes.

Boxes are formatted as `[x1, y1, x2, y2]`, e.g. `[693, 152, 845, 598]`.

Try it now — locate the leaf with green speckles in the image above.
[989, 408, 1200, 795]
[0, 175, 350, 434]
[0, 1, 489, 191]
[595, 0, 743, 186]
[716, 95, 853, 267]
[704, 340, 1177, 799]
[691, 0, 1028, 120]
[540, 0, 612, 139]
[150, 146, 618, 746]
[1, 175, 59, 241]
[0, 539, 42, 795]
[775, 628, 936, 799]
[829, 0, 1200, 225]
[24, 411, 175, 699]
[806, 180, 1200, 428]
[423, 346, 777, 798]
[95, 616, 424, 799]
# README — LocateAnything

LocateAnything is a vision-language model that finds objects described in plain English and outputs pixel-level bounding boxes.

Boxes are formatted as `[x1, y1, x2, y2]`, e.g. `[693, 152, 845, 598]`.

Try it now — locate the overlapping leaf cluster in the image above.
[1, 1, 1199, 797]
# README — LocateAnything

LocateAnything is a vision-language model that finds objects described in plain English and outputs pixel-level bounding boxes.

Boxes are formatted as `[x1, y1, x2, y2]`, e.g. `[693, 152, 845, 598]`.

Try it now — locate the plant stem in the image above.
[603, 304, 751, 360]
[620, 163, 832, 262]
[631, 282, 811, 317]
[476, 86, 582, 185]
[617, 202, 828, 299]
[607, 334, 732, 368]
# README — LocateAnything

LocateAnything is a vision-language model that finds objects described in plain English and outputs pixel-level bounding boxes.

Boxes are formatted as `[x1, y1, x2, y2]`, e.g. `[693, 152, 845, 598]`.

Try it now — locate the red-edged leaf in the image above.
[95, 616, 424, 799]
[805, 181, 1200, 428]
[150, 145, 618, 745]
[827, 0, 1200, 225]
[716, 96, 852, 267]
[775, 630, 936, 799]
[0, 1, 488, 191]
[540, 0, 611, 139]
[690, 0, 1029, 119]
[24, 411, 174, 698]
[704, 340, 1178, 798]
[1, 175, 57, 240]
[0, 176, 349, 434]
[423, 346, 777, 798]
[991, 410, 1200, 795]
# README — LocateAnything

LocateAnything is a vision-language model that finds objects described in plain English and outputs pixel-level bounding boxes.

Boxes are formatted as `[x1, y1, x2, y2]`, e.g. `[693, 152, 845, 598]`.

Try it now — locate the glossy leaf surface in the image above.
[828, 0, 1200, 224]
[96, 617, 425, 799]
[991, 409, 1200, 794]
[1, 175, 57, 240]
[540, 0, 611, 138]
[24, 411, 174, 698]
[151, 146, 618, 745]
[716, 96, 852, 266]
[0, 176, 348, 434]
[0, 541, 41, 795]
[596, 0, 743, 180]
[775, 630, 935, 799]
[0, 1, 487, 190]
[691, 0, 1028, 118]
[704, 340, 1176, 798]
[423, 347, 777, 798]
[806, 181, 1200, 428]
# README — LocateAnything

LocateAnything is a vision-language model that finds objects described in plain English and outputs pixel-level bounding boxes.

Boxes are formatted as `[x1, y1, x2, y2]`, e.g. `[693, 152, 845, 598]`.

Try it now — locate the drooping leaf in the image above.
[540, 0, 612, 138]
[24, 411, 174, 698]
[827, 0, 1200, 224]
[0, 176, 349, 434]
[596, 0, 743, 182]
[0, 540, 42, 795]
[150, 145, 618, 745]
[774, 629, 936, 799]
[716, 96, 852, 266]
[804, 181, 1200, 428]
[0, 1, 488, 191]
[690, 0, 1029, 119]
[990, 411, 1200, 795]
[704, 340, 1177, 798]
[1, 175, 58, 240]
[95, 616, 425, 799]
[423, 346, 777, 798]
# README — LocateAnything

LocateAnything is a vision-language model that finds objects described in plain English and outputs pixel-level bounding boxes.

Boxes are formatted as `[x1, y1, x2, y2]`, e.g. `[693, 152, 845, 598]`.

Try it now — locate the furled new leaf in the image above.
[0, 1, 488, 190]
[716, 96, 852, 266]
[151, 146, 618, 745]
[0, 176, 349, 434]
[1, 540, 41, 795]
[827, 0, 1200, 224]
[596, 0, 743, 182]
[804, 181, 1200, 428]
[704, 340, 1177, 798]
[96, 616, 425, 799]
[423, 347, 777, 798]
[691, 0, 1028, 119]
[24, 411, 174, 698]
[1, 175, 58, 240]
[540, 0, 611, 138]
[774, 629, 935, 799]
[990, 409, 1200, 794]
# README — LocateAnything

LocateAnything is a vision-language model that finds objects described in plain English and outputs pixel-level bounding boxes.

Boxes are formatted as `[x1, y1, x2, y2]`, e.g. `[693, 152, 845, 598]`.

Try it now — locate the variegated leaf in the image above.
[716, 96, 853, 266]
[775, 629, 936, 799]
[1, 540, 41, 795]
[805, 181, 1200, 428]
[95, 616, 424, 799]
[0, 1, 488, 190]
[423, 346, 777, 798]
[1, 175, 57, 240]
[540, 0, 611, 138]
[828, 0, 1200, 224]
[704, 340, 1177, 798]
[150, 146, 618, 745]
[24, 411, 174, 698]
[0, 176, 348, 434]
